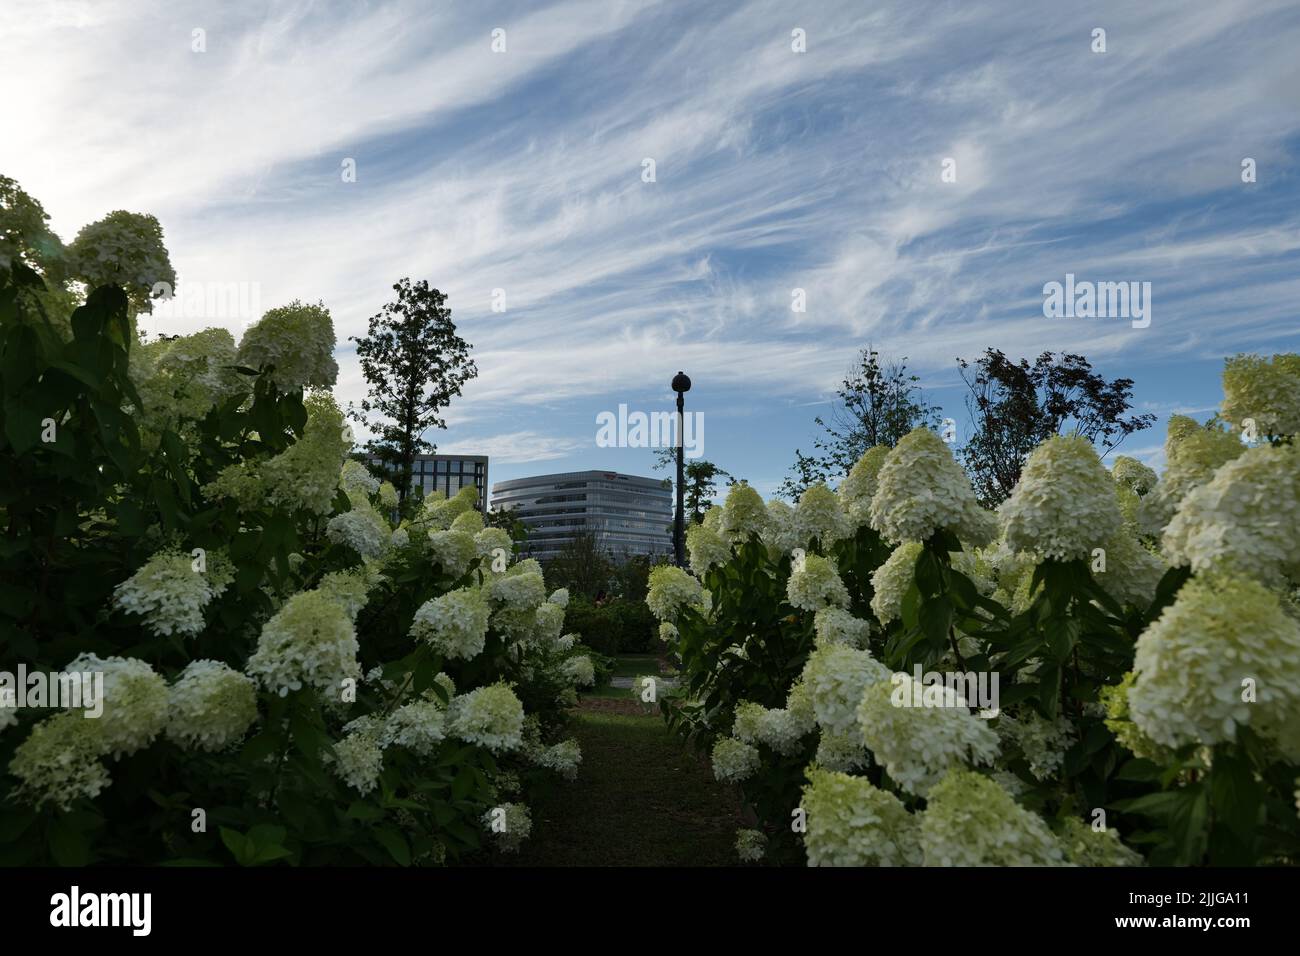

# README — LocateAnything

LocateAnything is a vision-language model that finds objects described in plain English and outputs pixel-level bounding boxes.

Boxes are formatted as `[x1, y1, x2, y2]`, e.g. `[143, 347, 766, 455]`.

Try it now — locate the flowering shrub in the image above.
[654, 359, 1300, 866]
[0, 201, 593, 865]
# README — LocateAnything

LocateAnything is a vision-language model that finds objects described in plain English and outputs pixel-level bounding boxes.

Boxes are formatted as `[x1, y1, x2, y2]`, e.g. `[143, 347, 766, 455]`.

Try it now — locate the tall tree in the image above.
[349, 279, 477, 505]
[957, 349, 1156, 505]
[780, 346, 940, 498]
[653, 449, 732, 524]
[542, 532, 615, 598]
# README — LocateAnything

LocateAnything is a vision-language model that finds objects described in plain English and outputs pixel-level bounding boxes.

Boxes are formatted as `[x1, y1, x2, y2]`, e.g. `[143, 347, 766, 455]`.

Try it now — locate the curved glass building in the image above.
[491, 470, 672, 562]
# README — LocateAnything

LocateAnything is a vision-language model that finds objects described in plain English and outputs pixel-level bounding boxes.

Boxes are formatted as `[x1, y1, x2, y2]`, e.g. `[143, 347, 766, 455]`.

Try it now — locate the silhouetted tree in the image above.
[957, 349, 1155, 505]
[780, 346, 940, 498]
[348, 279, 477, 505]
[653, 450, 732, 524]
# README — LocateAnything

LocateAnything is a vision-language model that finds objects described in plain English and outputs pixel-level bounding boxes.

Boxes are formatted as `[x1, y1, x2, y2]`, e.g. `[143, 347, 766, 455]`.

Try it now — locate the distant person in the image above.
[594, 590, 608, 607]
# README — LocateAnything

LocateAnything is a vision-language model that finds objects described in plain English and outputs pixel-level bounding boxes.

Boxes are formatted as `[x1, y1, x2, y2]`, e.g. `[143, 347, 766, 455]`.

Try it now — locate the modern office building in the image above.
[367, 454, 489, 511]
[491, 470, 673, 562]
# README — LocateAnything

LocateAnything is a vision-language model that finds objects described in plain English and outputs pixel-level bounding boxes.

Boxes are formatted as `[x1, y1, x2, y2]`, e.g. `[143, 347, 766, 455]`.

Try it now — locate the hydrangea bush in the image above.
[0, 195, 594, 865]
[654, 363, 1300, 866]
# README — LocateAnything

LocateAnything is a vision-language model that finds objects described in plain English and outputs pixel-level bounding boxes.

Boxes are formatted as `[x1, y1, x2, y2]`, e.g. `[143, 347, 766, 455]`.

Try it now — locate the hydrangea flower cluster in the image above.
[488, 569, 547, 612]
[996, 712, 1073, 781]
[1219, 352, 1300, 438]
[646, 565, 705, 621]
[1111, 455, 1158, 496]
[856, 676, 999, 796]
[560, 656, 595, 687]
[112, 548, 223, 638]
[814, 729, 871, 772]
[340, 460, 380, 497]
[919, 771, 1067, 866]
[314, 567, 379, 621]
[9, 712, 111, 810]
[332, 728, 384, 794]
[1163, 443, 1300, 586]
[409, 586, 491, 660]
[427, 529, 478, 577]
[761, 500, 800, 555]
[999, 435, 1122, 561]
[839, 445, 890, 528]
[1056, 817, 1142, 867]
[326, 506, 390, 559]
[794, 483, 851, 547]
[66, 653, 169, 759]
[787, 553, 850, 611]
[802, 769, 920, 867]
[67, 210, 176, 312]
[448, 683, 525, 753]
[686, 522, 730, 577]
[236, 301, 339, 393]
[869, 541, 922, 624]
[720, 482, 768, 544]
[711, 737, 760, 783]
[813, 607, 871, 648]
[869, 427, 994, 546]
[245, 590, 361, 698]
[381, 699, 446, 756]
[533, 739, 582, 780]
[166, 660, 258, 752]
[483, 802, 531, 852]
[1129, 572, 1300, 753]
[799, 644, 892, 735]
[1141, 416, 1245, 533]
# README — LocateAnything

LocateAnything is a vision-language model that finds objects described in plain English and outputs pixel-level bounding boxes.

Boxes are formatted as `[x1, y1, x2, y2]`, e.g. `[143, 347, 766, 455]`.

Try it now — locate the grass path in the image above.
[502, 698, 744, 866]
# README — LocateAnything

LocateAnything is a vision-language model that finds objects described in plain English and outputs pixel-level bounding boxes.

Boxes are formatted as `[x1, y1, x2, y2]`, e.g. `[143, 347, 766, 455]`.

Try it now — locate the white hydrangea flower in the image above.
[919, 770, 1067, 866]
[711, 737, 760, 783]
[686, 522, 730, 576]
[1219, 352, 1300, 439]
[315, 567, 380, 622]
[646, 565, 705, 622]
[1129, 572, 1300, 753]
[427, 529, 478, 577]
[795, 482, 852, 547]
[720, 482, 769, 544]
[735, 828, 767, 863]
[813, 608, 871, 649]
[112, 549, 217, 638]
[483, 802, 531, 852]
[488, 570, 547, 612]
[1140, 416, 1246, 534]
[561, 655, 596, 687]
[236, 300, 339, 393]
[736, 707, 808, 755]
[9, 712, 111, 810]
[800, 643, 891, 735]
[451, 510, 485, 536]
[1163, 443, 1300, 586]
[340, 460, 380, 496]
[784, 680, 818, 736]
[166, 660, 258, 752]
[378, 482, 399, 510]
[731, 701, 766, 744]
[839, 445, 891, 529]
[996, 712, 1074, 781]
[410, 586, 491, 660]
[533, 738, 582, 780]
[246, 590, 361, 698]
[448, 683, 525, 753]
[66, 653, 168, 760]
[555, 633, 577, 652]
[787, 553, 850, 612]
[0, 701, 17, 735]
[326, 507, 390, 559]
[381, 699, 446, 756]
[332, 729, 384, 794]
[547, 588, 569, 608]
[870, 541, 923, 625]
[999, 435, 1122, 562]
[870, 427, 994, 546]
[814, 729, 871, 772]
[1093, 530, 1166, 609]
[802, 769, 921, 867]
[1112, 456, 1158, 496]
[1056, 817, 1143, 867]
[857, 676, 999, 796]
[761, 500, 800, 555]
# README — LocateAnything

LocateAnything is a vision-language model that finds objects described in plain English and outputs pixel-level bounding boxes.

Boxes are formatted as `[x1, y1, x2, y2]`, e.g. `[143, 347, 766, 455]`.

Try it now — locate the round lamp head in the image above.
[671, 370, 692, 393]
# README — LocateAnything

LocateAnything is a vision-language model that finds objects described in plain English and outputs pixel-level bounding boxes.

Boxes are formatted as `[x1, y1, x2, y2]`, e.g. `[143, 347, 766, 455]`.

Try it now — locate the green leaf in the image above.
[373, 826, 411, 866]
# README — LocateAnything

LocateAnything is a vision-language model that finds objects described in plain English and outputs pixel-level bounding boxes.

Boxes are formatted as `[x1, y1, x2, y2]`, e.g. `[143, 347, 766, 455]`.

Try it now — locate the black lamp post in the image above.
[671, 370, 691, 568]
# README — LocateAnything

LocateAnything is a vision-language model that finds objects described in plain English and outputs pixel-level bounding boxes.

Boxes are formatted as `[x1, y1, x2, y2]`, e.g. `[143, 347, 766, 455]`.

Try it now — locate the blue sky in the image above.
[4, 0, 1298, 500]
